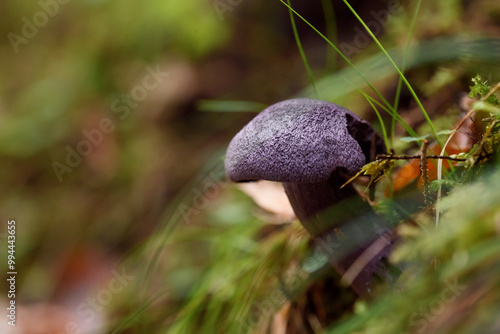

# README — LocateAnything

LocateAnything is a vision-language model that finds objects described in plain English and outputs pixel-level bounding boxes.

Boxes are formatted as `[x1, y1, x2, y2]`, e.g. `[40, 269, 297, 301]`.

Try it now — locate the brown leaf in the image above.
[238, 181, 296, 222]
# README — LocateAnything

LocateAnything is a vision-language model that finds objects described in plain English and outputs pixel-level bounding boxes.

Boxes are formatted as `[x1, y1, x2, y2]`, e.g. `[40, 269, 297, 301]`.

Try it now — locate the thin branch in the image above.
[375, 154, 466, 162]
[436, 81, 500, 226]
[420, 140, 430, 204]
[341, 232, 394, 287]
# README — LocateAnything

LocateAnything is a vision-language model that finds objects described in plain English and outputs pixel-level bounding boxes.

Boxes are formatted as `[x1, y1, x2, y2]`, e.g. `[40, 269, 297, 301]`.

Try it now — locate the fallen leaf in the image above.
[238, 181, 296, 222]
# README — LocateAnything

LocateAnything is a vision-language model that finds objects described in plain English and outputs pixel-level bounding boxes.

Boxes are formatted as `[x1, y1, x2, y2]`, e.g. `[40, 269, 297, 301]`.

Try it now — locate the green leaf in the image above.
[469, 74, 499, 105]
[472, 101, 500, 115]
[341, 159, 396, 190]
[400, 130, 454, 143]
[430, 179, 458, 192]
[400, 134, 430, 143]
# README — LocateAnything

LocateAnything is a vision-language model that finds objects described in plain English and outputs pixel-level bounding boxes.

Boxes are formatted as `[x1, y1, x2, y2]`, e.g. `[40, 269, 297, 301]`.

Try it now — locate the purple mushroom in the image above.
[225, 98, 397, 296]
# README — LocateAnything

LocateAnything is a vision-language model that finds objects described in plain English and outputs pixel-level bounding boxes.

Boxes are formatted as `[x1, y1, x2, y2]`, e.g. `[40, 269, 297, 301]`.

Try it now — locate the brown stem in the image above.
[420, 140, 430, 205]
[283, 172, 396, 297]
[376, 154, 466, 162]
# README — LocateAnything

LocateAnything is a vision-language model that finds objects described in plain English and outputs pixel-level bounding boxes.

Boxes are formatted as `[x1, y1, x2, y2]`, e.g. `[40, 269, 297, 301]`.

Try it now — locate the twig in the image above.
[375, 154, 466, 162]
[483, 82, 500, 101]
[420, 140, 430, 205]
[341, 232, 393, 287]
[436, 81, 500, 227]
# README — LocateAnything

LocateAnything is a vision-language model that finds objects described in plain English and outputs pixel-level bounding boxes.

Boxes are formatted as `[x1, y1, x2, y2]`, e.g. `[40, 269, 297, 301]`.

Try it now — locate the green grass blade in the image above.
[279, 0, 395, 112]
[366, 97, 389, 152]
[341, 0, 441, 146]
[321, 0, 338, 72]
[137, 153, 226, 297]
[109, 290, 169, 333]
[300, 36, 500, 101]
[286, 0, 320, 98]
[345, 80, 419, 139]
[392, 0, 422, 148]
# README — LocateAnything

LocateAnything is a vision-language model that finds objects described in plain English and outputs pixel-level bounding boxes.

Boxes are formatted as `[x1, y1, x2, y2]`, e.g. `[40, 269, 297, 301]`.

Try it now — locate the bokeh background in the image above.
[1, 0, 500, 333]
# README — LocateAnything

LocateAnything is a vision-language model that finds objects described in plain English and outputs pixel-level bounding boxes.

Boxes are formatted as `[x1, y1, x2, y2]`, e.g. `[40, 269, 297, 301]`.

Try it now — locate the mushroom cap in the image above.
[225, 98, 385, 183]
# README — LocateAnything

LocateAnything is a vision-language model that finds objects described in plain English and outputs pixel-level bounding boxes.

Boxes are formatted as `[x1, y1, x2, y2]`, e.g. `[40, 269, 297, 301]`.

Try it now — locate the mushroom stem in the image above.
[224, 98, 399, 297]
[283, 173, 396, 297]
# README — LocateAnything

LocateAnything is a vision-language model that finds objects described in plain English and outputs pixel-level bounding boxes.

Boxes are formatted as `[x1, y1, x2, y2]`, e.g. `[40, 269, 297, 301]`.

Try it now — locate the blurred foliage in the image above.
[469, 75, 500, 105]
[1, 0, 500, 333]
[328, 76, 500, 334]
[330, 164, 500, 334]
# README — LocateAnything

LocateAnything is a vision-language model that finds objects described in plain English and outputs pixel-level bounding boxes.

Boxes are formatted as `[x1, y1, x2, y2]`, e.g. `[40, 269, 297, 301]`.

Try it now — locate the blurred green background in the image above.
[1, 0, 500, 333]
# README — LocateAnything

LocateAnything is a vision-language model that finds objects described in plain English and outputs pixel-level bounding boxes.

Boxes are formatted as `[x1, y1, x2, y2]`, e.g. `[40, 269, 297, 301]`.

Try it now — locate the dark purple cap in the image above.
[225, 98, 385, 183]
